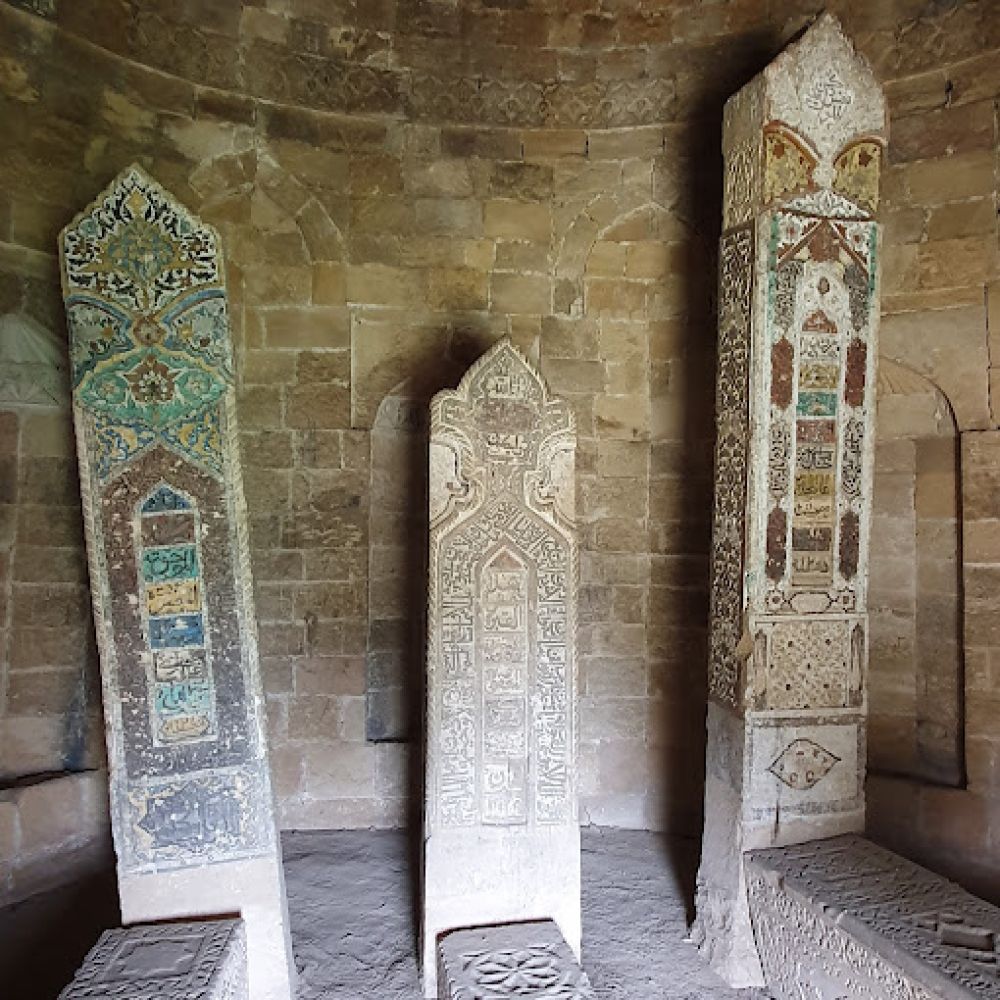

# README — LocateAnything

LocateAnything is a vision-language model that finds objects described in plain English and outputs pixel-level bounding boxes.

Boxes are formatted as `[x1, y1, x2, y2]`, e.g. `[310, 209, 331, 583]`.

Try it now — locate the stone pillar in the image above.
[59, 166, 295, 1000]
[693, 15, 887, 987]
[421, 339, 579, 997]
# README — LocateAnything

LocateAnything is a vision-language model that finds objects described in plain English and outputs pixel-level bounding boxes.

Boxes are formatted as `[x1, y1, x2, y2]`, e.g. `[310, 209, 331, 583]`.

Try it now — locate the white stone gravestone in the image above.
[421, 339, 580, 997]
[747, 836, 1000, 1000]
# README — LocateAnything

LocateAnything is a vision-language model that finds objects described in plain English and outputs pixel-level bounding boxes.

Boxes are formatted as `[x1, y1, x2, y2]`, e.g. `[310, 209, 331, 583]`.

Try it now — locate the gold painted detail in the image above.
[833, 140, 881, 215]
[763, 126, 817, 206]
[146, 579, 201, 617]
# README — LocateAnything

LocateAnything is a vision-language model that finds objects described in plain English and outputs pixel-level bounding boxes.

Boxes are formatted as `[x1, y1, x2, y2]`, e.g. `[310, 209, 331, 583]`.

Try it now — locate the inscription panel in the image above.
[707, 225, 754, 710]
[760, 211, 876, 619]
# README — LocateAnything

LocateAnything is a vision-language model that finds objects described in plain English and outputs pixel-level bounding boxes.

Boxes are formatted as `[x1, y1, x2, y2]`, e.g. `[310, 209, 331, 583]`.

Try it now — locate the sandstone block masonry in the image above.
[59, 167, 294, 1000]
[0, 771, 110, 906]
[422, 340, 580, 997]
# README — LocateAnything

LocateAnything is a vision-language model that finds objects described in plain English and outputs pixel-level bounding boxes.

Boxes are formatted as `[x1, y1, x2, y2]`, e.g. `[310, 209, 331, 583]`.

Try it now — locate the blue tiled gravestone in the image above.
[59, 166, 295, 1000]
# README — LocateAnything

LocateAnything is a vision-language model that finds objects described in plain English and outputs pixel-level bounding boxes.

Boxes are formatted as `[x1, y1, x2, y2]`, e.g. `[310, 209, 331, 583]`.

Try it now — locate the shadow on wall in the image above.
[0, 308, 104, 780]
[643, 29, 780, 920]
[864, 359, 993, 898]
[869, 358, 965, 788]
[0, 867, 119, 1000]
[362, 330, 515, 950]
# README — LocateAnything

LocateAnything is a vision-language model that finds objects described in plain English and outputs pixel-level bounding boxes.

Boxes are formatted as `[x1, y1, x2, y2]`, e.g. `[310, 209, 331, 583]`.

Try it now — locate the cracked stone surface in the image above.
[283, 828, 770, 999]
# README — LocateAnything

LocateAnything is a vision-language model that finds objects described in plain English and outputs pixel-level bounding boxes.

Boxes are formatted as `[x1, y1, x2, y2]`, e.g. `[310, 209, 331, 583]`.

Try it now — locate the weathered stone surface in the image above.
[59, 167, 294, 1000]
[3, 0, 998, 886]
[747, 835, 1000, 1000]
[867, 364, 965, 791]
[437, 921, 594, 1000]
[694, 15, 887, 989]
[422, 339, 580, 996]
[0, 770, 111, 906]
[59, 919, 246, 1000]
[0, 311, 69, 408]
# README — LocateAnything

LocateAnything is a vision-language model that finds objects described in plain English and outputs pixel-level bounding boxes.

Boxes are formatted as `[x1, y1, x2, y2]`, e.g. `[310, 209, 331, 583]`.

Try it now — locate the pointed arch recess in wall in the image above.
[871, 357, 965, 788]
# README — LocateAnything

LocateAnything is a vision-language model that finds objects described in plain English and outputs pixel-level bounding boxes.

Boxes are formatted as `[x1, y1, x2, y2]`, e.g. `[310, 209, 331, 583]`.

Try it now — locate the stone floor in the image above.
[1, 828, 769, 998]
[285, 828, 769, 999]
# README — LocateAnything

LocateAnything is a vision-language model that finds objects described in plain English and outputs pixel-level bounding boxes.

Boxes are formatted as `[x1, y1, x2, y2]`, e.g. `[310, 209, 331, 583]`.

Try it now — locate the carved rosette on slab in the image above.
[422, 339, 580, 998]
[437, 921, 595, 1000]
[693, 15, 887, 988]
[59, 167, 295, 1000]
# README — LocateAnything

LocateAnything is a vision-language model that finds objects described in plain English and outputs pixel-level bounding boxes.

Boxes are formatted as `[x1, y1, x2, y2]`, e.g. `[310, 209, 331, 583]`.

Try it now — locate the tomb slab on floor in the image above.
[747, 835, 1000, 999]
[438, 921, 594, 1000]
[58, 919, 246, 1000]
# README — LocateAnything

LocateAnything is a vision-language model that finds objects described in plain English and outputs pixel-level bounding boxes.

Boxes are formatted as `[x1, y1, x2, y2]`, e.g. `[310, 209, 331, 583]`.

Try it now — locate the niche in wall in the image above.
[365, 386, 428, 742]
[869, 358, 965, 787]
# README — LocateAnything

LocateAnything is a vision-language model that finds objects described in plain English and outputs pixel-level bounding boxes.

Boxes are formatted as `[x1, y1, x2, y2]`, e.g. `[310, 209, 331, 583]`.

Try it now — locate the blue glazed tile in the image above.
[142, 544, 198, 583]
[154, 679, 213, 716]
[796, 391, 838, 417]
[149, 613, 205, 648]
[142, 485, 191, 513]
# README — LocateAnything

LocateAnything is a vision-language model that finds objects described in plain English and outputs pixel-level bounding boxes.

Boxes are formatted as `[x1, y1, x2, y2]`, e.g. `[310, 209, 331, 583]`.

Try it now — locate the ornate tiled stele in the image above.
[746, 836, 1000, 1000]
[422, 340, 580, 997]
[691, 15, 887, 987]
[59, 919, 247, 1000]
[59, 167, 295, 1000]
[437, 921, 595, 1000]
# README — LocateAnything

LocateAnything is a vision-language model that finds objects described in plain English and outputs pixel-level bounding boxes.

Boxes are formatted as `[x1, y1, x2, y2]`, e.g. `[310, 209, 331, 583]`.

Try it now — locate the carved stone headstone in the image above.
[59, 919, 247, 1000]
[0, 312, 70, 408]
[59, 166, 295, 1000]
[438, 921, 595, 1000]
[422, 339, 579, 997]
[747, 836, 1000, 1000]
[692, 15, 887, 986]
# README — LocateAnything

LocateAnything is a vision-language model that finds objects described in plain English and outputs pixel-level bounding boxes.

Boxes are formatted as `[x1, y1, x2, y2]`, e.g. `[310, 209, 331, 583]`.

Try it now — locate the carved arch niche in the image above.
[869, 358, 964, 787]
[365, 383, 428, 742]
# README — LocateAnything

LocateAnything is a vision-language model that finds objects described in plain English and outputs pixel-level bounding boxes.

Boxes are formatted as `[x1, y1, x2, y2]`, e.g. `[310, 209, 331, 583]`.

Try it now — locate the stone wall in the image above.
[870, 364, 962, 786]
[0, 267, 101, 780]
[863, 2, 1000, 901]
[0, 0, 998, 870]
[0, 771, 110, 906]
